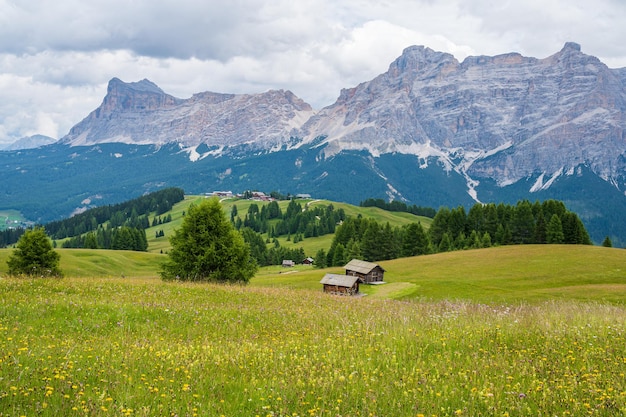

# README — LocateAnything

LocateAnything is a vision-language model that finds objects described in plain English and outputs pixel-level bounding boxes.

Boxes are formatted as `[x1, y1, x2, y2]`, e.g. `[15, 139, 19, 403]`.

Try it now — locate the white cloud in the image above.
[1, 0, 626, 146]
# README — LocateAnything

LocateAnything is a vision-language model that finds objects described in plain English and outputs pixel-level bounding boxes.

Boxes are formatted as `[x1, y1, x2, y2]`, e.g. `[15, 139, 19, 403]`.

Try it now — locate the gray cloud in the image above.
[1, 0, 625, 145]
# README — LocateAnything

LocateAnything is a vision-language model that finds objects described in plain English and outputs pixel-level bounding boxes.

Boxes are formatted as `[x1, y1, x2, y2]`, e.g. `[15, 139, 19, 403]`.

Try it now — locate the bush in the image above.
[160, 198, 257, 283]
[7, 227, 62, 277]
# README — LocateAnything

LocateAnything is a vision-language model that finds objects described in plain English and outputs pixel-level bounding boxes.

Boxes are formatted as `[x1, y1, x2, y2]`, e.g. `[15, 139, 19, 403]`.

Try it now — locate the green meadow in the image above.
[1, 197, 626, 416]
[2, 244, 626, 416]
[1, 275, 625, 416]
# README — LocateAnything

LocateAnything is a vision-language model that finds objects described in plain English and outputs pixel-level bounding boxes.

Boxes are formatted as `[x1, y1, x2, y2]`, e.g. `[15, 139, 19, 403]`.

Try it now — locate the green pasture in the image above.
[1, 274, 625, 416]
[250, 245, 626, 305]
[2, 244, 625, 305]
[0, 249, 165, 279]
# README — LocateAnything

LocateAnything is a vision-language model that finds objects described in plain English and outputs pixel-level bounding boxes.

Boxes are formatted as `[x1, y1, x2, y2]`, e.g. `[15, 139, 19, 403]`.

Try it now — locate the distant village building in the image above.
[320, 274, 362, 295]
[344, 259, 385, 283]
[282, 260, 295, 268]
[302, 257, 314, 265]
[296, 193, 311, 199]
[251, 191, 273, 201]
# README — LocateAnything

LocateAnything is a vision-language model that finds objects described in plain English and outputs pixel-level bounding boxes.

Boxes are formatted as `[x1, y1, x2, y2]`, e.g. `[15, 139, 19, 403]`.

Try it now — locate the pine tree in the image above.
[332, 243, 346, 267]
[401, 222, 430, 257]
[438, 232, 452, 252]
[345, 238, 363, 261]
[362, 222, 381, 261]
[546, 214, 565, 244]
[314, 249, 327, 269]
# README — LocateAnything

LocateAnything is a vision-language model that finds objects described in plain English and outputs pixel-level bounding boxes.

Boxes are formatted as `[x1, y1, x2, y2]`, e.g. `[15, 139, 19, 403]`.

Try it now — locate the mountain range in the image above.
[1, 134, 57, 150]
[2, 42, 626, 245]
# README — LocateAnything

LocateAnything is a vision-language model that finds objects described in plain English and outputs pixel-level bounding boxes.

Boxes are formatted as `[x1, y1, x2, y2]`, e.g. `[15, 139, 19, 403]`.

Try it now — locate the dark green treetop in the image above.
[7, 227, 62, 277]
[160, 198, 257, 283]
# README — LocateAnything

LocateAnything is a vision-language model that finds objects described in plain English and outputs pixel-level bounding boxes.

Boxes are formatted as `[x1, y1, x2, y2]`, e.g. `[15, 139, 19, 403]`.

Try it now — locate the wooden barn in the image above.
[344, 259, 385, 283]
[320, 274, 363, 296]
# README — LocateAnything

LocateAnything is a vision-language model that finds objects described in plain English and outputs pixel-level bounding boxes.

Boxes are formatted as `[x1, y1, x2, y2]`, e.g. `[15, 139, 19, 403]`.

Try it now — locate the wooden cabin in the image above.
[320, 274, 363, 295]
[282, 260, 295, 268]
[344, 259, 385, 283]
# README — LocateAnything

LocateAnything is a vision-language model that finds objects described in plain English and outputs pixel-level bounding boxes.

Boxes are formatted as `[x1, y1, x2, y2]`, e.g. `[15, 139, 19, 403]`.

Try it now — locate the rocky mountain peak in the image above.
[386, 45, 459, 80]
[562, 41, 582, 52]
[62, 79, 315, 149]
[98, 78, 180, 116]
[107, 77, 165, 94]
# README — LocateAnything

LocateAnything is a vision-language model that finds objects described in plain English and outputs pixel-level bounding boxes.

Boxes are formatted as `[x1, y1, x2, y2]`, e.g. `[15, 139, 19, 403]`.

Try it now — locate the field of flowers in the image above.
[1, 276, 625, 416]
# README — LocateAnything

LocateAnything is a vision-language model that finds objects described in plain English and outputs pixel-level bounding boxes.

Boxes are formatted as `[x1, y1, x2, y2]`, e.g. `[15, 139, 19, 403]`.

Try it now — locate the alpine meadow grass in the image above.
[1, 276, 625, 416]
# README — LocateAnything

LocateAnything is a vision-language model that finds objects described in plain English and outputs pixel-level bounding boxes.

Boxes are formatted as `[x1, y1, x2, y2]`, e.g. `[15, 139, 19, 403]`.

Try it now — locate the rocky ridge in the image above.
[60, 43, 626, 199]
[299, 42, 626, 197]
[62, 78, 315, 159]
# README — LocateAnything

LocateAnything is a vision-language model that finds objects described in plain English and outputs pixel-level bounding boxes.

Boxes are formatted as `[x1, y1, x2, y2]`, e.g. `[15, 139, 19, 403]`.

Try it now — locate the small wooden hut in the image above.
[344, 259, 385, 283]
[320, 274, 362, 295]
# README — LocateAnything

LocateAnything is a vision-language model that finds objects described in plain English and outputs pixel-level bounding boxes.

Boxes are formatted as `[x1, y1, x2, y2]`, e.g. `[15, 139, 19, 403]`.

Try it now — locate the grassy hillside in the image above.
[251, 245, 626, 305]
[1, 274, 625, 416]
[0, 248, 164, 278]
[2, 244, 625, 305]
[145, 196, 432, 256]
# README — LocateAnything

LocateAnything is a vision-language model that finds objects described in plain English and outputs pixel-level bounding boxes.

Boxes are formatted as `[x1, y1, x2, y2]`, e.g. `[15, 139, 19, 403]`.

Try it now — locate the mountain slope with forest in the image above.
[1, 42, 625, 244]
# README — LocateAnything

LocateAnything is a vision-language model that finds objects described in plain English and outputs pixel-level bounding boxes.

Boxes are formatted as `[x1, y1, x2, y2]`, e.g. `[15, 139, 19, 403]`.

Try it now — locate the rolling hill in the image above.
[5, 244, 622, 305]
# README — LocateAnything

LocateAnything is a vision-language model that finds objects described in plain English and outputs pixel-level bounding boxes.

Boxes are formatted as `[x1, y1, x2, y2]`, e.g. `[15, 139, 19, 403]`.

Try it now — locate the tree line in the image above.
[45, 187, 184, 239]
[360, 198, 437, 218]
[60, 225, 148, 251]
[315, 199, 591, 267]
[240, 227, 307, 266]
[232, 200, 346, 239]
[0, 227, 25, 248]
[233, 200, 344, 266]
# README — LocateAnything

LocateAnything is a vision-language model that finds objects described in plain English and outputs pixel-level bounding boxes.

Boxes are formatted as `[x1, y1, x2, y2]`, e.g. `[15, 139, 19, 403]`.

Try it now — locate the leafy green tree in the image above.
[7, 227, 62, 277]
[160, 199, 257, 283]
[602, 236, 613, 247]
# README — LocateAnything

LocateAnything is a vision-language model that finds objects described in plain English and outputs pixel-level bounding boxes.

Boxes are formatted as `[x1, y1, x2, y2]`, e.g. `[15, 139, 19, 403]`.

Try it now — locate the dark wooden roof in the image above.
[344, 259, 385, 274]
[320, 273, 362, 287]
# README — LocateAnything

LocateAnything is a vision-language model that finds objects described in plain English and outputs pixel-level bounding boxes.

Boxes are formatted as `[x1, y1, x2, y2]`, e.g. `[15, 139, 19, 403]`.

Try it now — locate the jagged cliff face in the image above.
[62, 78, 315, 155]
[60, 43, 626, 198]
[299, 42, 626, 194]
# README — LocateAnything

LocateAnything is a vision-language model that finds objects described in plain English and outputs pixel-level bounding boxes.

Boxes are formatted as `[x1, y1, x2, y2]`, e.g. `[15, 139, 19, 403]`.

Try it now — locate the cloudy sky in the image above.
[1, 0, 626, 146]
